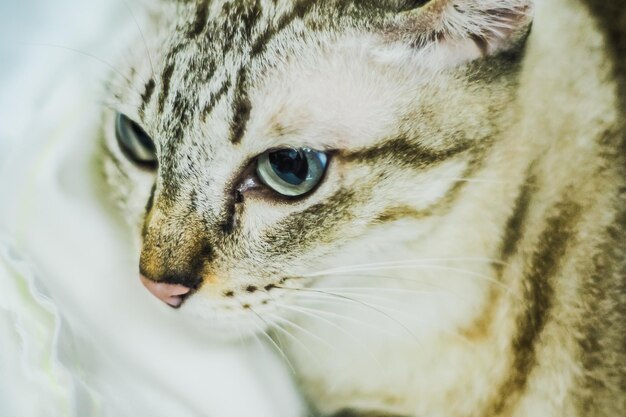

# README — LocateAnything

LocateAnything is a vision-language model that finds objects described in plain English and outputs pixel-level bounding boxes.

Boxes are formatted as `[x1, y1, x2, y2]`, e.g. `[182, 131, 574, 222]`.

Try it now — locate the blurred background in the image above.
[0, 0, 118, 165]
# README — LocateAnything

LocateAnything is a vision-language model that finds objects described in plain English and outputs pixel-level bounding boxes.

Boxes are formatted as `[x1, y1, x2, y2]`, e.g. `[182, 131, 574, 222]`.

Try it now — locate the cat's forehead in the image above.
[155, 0, 370, 90]
[151, 0, 380, 109]
[139, 1, 394, 159]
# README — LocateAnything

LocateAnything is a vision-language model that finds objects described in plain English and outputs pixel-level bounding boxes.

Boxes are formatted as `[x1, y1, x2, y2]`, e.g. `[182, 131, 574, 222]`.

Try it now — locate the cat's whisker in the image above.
[264, 314, 318, 363]
[121, 0, 156, 80]
[447, 177, 516, 185]
[310, 286, 456, 298]
[266, 312, 328, 361]
[276, 299, 403, 337]
[306, 286, 464, 308]
[296, 273, 475, 294]
[248, 329, 265, 354]
[281, 286, 486, 347]
[267, 312, 335, 352]
[234, 322, 247, 350]
[302, 256, 511, 277]
[23, 42, 145, 88]
[293, 289, 423, 323]
[306, 288, 465, 316]
[304, 258, 508, 274]
[302, 264, 520, 300]
[275, 302, 387, 372]
[100, 100, 127, 114]
[286, 295, 478, 352]
[277, 294, 381, 330]
[247, 308, 296, 375]
[275, 286, 421, 343]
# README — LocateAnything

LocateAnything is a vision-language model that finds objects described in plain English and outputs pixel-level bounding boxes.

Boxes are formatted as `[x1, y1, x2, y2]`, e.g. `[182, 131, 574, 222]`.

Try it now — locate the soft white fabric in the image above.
[0, 2, 303, 416]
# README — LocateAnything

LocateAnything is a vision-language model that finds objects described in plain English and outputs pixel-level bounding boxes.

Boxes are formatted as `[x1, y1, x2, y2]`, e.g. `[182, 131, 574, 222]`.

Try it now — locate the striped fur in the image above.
[100, 1, 625, 416]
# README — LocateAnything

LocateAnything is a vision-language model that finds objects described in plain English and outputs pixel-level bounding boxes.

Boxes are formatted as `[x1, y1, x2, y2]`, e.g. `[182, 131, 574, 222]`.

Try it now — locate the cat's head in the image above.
[102, 0, 533, 335]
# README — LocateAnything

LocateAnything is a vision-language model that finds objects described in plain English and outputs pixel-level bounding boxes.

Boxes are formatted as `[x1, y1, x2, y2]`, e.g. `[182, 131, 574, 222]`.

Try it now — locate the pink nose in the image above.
[140, 275, 192, 308]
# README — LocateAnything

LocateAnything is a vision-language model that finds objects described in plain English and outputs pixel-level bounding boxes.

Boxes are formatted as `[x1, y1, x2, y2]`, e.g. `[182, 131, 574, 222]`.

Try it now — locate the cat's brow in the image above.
[144, 1, 320, 142]
[341, 136, 472, 168]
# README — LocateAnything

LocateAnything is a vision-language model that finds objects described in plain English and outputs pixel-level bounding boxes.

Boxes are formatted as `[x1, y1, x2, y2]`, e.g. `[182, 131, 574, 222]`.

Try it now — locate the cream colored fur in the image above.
[100, 1, 625, 416]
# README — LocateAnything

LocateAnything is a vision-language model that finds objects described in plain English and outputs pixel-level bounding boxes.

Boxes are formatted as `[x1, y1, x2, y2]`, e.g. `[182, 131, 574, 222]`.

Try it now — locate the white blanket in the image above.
[0, 2, 303, 416]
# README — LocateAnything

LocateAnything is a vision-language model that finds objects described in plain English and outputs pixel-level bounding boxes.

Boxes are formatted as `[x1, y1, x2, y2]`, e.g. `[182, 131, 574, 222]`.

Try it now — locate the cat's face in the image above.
[102, 0, 532, 335]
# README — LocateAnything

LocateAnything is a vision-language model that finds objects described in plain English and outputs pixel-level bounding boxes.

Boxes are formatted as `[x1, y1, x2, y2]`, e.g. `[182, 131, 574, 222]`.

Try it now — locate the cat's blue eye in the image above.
[115, 113, 157, 169]
[256, 148, 328, 197]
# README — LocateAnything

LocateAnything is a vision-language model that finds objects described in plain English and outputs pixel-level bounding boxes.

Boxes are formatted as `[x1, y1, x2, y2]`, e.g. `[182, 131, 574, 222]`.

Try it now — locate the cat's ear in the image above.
[382, 0, 534, 67]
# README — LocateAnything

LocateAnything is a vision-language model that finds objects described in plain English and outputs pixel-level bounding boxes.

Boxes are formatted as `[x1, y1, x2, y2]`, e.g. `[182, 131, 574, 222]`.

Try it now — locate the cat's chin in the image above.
[175, 311, 266, 343]
[173, 298, 276, 343]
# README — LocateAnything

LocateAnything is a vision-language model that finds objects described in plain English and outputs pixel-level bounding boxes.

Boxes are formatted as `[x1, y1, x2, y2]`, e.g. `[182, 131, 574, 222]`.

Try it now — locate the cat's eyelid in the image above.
[258, 143, 337, 155]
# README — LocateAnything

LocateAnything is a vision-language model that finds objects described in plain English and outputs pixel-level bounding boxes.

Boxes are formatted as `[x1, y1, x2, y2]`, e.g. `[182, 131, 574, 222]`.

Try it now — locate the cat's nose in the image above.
[140, 275, 192, 308]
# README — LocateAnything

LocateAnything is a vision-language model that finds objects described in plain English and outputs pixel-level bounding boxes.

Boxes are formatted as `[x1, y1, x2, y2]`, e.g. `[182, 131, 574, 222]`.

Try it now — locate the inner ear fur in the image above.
[385, 0, 534, 58]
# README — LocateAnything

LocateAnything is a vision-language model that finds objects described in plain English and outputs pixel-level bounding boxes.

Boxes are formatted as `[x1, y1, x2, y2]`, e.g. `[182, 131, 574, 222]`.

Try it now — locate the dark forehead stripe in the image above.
[202, 60, 218, 83]
[486, 198, 583, 415]
[228, 68, 252, 144]
[171, 91, 194, 133]
[139, 78, 156, 117]
[215, 0, 264, 56]
[158, 62, 176, 114]
[187, 0, 211, 39]
[201, 78, 232, 121]
[237, 0, 264, 40]
[250, 0, 317, 58]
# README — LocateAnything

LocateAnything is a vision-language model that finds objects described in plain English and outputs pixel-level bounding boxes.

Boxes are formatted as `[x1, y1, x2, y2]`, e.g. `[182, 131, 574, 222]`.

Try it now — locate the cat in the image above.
[100, 0, 625, 416]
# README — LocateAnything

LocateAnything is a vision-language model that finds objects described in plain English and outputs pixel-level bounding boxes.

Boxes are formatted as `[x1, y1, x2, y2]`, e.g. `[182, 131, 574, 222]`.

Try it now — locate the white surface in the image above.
[0, 2, 303, 416]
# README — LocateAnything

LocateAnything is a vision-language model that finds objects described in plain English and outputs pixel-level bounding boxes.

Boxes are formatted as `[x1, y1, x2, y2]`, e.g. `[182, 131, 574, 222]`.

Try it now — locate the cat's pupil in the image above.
[131, 122, 156, 154]
[269, 149, 309, 185]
